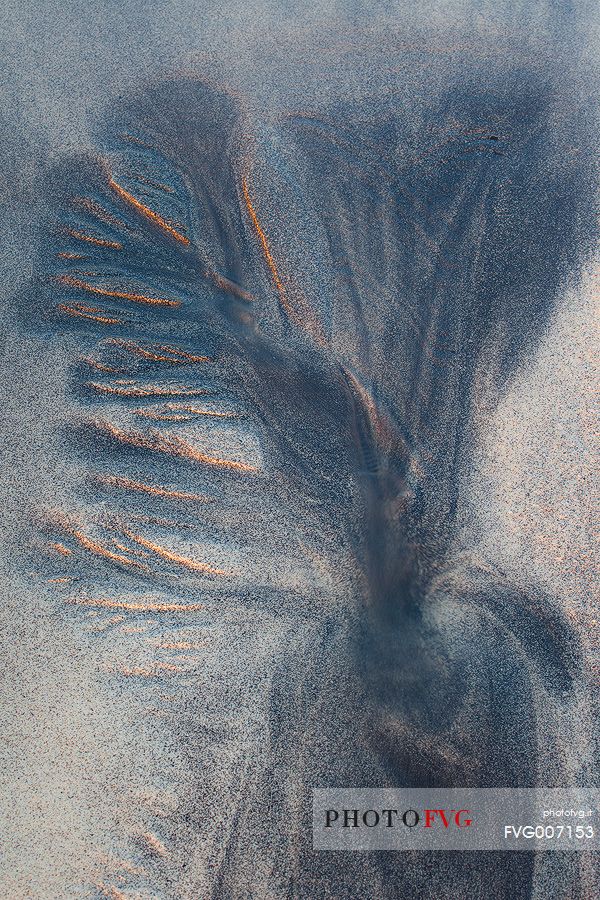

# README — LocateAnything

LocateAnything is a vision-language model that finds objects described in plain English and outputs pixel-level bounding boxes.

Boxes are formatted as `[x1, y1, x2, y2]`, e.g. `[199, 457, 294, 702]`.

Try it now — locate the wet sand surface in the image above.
[0, 4, 598, 898]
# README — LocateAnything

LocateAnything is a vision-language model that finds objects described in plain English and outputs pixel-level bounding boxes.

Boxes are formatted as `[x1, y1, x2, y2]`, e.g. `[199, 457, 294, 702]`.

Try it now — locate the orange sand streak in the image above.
[135, 404, 235, 420]
[94, 419, 257, 471]
[111, 539, 149, 557]
[108, 176, 190, 245]
[90, 614, 126, 632]
[120, 663, 180, 678]
[57, 274, 180, 307]
[68, 597, 206, 613]
[70, 527, 148, 570]
[67, 229, 123, 249]
[158, 403, 236, 418]
[48, 542, 72, 555]
[95, 473, 212, 503]
[241, 177, 285, 299]
[96, 854, 143, 878]
[96, 883, 129, 900]
[58, 304, 122, 325]
[142, 831, 169, 857]
[135, 412, 193, 421]
[121, 528, 227, 576]
[87, 382, 209, 398]
[99, 858, 142, 879]
[107, 338, 210, 364]
[242, 175, 326, 345]
[82, 357, 121, 373]
[156, 344, 215, 363]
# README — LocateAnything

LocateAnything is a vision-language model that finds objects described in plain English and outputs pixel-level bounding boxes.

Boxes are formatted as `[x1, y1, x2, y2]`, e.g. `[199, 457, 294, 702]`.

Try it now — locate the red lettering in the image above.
[424, 809, 450, 828]
[453, 809, 472, 827]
